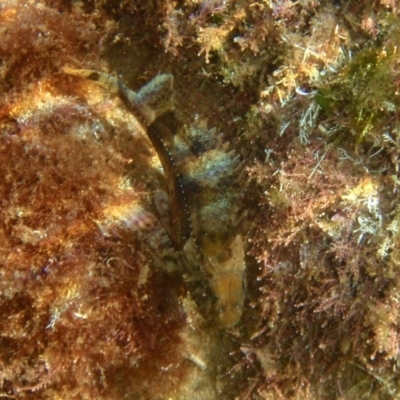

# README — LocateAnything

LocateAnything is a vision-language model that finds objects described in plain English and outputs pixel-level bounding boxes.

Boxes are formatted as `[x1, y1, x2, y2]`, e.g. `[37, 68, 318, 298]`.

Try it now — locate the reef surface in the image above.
[1, 0, 400, 399]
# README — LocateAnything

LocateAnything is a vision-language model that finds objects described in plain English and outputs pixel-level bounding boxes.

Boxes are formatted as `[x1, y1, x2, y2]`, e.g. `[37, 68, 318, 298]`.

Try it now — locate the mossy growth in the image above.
[316, 43, 399, 143]
[0, 1, 188, 399]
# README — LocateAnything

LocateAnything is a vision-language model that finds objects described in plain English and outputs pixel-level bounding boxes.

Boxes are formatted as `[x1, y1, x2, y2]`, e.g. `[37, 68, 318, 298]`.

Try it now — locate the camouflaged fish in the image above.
[62, 66, 246, 327]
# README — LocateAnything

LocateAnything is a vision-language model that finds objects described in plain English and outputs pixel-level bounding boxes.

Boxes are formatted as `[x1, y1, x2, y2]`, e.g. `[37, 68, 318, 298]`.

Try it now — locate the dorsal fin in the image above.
[116, 75, 173, 126]
[136, 74, 174, 122]
[62, 66, 173, 126]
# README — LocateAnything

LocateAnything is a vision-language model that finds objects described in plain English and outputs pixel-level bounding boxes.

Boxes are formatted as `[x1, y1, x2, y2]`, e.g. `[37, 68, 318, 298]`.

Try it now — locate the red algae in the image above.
[3, 0, 400, 399]
[0, 2, 187, 399]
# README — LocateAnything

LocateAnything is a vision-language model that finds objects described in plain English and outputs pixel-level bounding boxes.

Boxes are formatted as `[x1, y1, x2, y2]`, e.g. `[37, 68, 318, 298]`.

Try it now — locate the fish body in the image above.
[63, 66, 245, 327]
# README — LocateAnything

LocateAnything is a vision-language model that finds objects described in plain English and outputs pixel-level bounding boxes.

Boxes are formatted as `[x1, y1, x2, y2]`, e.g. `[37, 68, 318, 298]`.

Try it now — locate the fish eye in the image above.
[88, 72, 100, 81]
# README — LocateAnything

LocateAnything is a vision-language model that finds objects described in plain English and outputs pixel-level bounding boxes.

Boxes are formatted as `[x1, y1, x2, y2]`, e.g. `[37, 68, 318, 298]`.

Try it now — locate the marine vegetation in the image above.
[1, 0, 400, 399]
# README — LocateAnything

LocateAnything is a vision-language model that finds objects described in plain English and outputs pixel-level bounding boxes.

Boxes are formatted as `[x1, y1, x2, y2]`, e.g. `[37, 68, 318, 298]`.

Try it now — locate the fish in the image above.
[63, 66, 246, 327]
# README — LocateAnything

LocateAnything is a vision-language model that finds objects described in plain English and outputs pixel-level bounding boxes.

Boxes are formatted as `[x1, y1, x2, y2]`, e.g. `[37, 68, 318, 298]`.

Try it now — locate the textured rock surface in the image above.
[3, 0, 400, 399]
